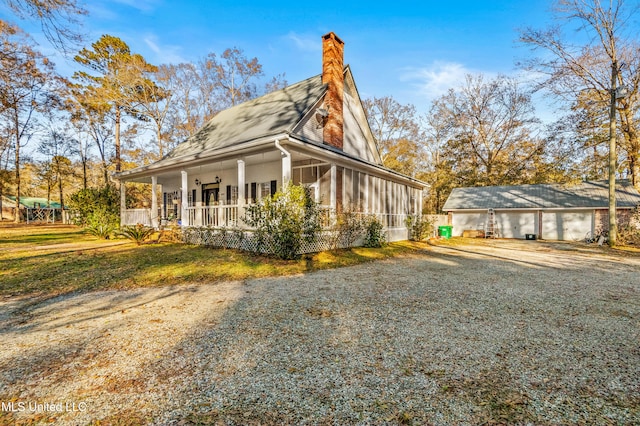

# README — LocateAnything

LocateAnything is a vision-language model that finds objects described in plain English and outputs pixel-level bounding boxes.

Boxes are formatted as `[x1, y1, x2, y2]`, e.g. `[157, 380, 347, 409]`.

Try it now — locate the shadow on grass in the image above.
[0, 239, 419, 307]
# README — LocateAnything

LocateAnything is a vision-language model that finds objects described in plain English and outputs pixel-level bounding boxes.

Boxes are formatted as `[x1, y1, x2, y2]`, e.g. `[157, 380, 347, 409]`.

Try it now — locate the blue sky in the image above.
[3, 0, 556, 114]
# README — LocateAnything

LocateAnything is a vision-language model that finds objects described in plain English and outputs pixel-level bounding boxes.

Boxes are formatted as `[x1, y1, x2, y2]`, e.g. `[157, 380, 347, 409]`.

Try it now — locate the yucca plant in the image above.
[84, 209, 119, 239]
[86, 222, 118, 240]
[119, 224, 155, 245]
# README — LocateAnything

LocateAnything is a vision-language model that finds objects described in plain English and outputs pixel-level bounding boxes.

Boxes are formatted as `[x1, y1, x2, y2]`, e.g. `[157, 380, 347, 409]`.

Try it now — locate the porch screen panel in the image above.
[352, 171, 360, 210]
[344, 168, 353, 208]
[318, 165, 332, 207]
[302, 165, 317, 183]
[336, 167, 343, 212]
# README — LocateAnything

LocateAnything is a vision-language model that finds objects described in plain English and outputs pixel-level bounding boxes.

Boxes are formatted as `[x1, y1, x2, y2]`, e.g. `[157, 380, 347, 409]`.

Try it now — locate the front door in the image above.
[202, 184, 220, 206]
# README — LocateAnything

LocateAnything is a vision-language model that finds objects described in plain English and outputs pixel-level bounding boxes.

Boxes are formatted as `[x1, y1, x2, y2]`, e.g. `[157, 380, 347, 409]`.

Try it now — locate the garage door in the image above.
[541, 210, 594, 241]
[494, 211, 536, 239]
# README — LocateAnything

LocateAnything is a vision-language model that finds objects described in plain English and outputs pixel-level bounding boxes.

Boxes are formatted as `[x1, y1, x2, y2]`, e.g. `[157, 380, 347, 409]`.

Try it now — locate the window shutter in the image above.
[251, 182, 257, 201]
[226, 185, 231, 204]
[270, 180, 277, 196]
[163, 192, 167, 218]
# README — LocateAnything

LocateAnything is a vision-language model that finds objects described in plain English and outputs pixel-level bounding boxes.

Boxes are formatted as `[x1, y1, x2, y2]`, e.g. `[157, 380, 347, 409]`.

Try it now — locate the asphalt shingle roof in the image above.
[443, 181, 640, 211]
[161, 74, 326, 162]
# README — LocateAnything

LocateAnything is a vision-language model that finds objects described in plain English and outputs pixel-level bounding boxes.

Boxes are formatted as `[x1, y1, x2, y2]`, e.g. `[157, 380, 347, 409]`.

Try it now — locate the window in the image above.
[260, 182, 271, 199]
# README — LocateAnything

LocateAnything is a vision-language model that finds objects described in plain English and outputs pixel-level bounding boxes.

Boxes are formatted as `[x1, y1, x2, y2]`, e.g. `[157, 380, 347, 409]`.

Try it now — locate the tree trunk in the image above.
[14, 113, 20, 223]
[115, 106, 121, 173]
[631, 150, 640, 189]
[58, 172, 64, 210]
[82, 158, 88, 190]
[157, 121, 163, 158]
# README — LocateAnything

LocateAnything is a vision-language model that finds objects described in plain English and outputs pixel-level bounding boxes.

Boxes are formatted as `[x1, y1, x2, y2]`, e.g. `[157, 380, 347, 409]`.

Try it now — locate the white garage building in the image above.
[443, 181, 640, 241]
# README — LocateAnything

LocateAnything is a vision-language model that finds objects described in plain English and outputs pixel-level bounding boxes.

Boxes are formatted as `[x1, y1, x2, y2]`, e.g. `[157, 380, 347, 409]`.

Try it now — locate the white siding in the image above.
[451, 212, 486, 237]
[293, 107, 323, 142]
[343, 91, 378, 163]
[452, 210, 536, 238]
[541, 210, 594, 241]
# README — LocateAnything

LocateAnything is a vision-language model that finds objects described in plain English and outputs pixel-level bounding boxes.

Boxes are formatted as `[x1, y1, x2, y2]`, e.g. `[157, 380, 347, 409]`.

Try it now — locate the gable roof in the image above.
[443, 181, 640, 211]
[161, 73, 327, 163]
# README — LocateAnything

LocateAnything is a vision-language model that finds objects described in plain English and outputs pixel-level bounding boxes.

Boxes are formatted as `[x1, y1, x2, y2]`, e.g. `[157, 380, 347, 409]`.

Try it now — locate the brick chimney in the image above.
[322, 32, 344, 150]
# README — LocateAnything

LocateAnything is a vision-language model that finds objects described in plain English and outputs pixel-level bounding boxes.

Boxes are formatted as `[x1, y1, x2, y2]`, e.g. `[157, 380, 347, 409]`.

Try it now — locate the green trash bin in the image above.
[438, 225, 453, 239]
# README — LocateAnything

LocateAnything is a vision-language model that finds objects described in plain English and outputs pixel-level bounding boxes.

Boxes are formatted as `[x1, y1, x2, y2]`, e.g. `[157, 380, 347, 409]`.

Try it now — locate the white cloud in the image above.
[285, 31, 320, 52]
[144, 35, 187, 64]
[112, 0, 160, 13]
[400, 61, 472, 100]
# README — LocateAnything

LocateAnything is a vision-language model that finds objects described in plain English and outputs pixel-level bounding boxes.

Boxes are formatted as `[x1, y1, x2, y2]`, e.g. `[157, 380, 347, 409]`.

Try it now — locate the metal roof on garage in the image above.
[443, 180, 640, 211]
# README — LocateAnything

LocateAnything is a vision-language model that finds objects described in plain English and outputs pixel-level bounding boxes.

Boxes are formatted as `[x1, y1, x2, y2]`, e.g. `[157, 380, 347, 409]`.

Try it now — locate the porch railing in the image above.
[122, 208, 152, 227]
[187, 205, 239, 228]
[121, 207, 417, 231]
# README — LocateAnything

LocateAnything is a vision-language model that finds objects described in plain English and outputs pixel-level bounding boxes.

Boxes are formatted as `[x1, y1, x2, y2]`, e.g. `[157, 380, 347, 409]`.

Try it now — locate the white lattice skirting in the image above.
[182, 226, 363, 255]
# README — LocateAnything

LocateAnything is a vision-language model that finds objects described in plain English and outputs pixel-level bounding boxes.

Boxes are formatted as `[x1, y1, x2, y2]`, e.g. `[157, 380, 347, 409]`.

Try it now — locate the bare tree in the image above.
[160, 50, 271, 147]
[206, 47, 264, 108]
[0, 22, 57, 221]
[520, 0, 640, 188]
[66, 83, 114, 186]
[39, 128, 75, 209]
[432, 74, 544, 187]
[162, 62, 209, 143]
[2, 0, 86, 54]
[362, 95, 422, 165]
[520, 0, 640, 246]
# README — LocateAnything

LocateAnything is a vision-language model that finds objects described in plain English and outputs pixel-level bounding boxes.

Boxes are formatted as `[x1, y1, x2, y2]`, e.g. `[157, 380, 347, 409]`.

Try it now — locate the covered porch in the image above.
[118, 137, 425, 242]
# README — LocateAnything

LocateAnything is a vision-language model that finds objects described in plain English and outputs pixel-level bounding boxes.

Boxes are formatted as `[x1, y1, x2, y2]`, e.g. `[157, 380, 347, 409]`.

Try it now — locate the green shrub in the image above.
[68, 186, 120, 227]
[68, 186, 120, 239]
[331, 209, 367, 248]
[363, 216, 386, 248]
[406, 215, 433, 241]
[85, 213, 118, 240]
[119, 224, 155, 245]
[244, 183, 322, 259]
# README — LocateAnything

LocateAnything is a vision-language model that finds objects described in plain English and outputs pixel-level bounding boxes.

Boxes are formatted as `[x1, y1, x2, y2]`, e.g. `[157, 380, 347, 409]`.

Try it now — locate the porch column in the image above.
[181, 170, 189, 226]
[330, 163, 337, 216]
[282, 154, 291, 186]
[237, 159, 245, 226]
[120, 180, 126, 227]
[151, 176, 158, 229]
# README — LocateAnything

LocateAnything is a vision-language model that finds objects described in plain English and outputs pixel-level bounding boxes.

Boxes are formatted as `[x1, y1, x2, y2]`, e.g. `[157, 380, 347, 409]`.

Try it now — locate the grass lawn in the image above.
[0, 223, 426, 299]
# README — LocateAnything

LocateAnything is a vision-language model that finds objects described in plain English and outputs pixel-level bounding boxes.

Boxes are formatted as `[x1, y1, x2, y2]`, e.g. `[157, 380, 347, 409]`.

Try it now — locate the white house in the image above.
[443, 181, 640, 240]
[114, 32, 427, 242]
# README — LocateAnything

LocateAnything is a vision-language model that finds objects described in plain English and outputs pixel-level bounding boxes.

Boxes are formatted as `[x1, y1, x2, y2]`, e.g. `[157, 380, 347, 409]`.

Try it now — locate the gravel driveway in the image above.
[1, 240, 639, 425]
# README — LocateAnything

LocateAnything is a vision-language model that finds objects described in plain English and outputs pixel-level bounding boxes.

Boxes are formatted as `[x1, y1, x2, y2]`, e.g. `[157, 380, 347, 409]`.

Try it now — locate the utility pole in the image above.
[608, 60, 618, 247]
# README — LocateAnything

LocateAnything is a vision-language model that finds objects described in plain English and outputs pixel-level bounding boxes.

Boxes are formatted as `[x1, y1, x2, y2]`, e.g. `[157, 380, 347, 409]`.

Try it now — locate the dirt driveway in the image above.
[1, 239, 639, 425]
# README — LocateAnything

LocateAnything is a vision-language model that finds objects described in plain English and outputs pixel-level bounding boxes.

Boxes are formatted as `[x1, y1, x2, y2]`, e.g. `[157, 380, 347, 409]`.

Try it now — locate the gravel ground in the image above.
[1, 240, 639, 425]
